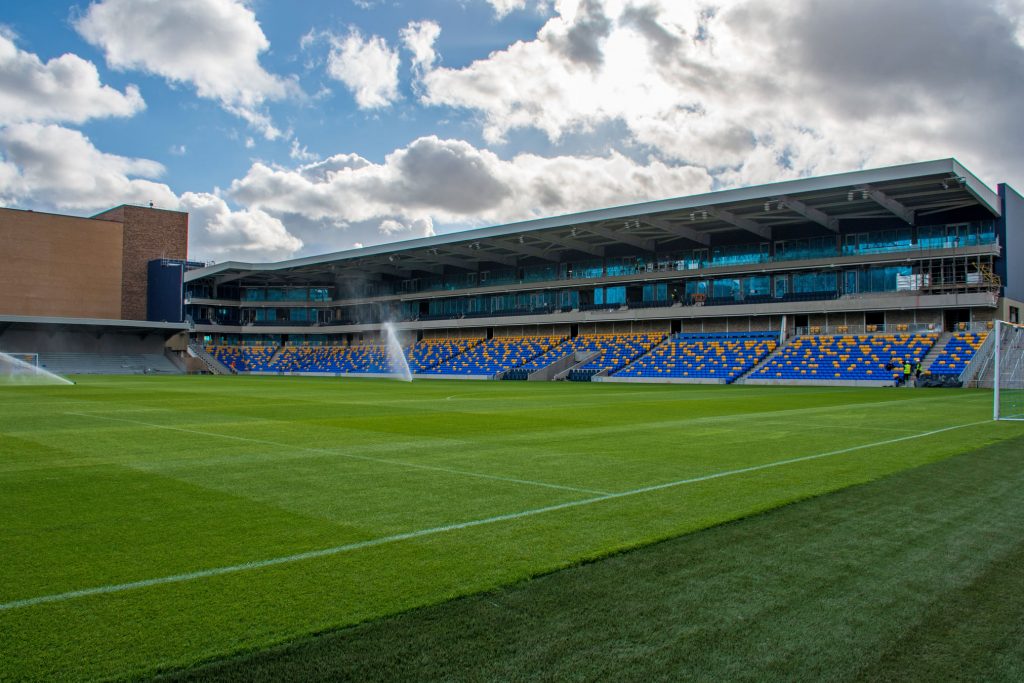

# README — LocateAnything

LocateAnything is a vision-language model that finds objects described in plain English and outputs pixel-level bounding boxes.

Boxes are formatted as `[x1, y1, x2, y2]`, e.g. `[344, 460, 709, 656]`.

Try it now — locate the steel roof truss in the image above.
[705, 206, 772, 240]
[856, 184, 916, 225]
[777, 196, 839, 233]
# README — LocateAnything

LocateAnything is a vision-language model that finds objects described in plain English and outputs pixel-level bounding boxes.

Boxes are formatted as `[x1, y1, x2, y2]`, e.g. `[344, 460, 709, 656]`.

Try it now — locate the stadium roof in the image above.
[0, 315, 189, 334]
[187, 158, 1000, 285]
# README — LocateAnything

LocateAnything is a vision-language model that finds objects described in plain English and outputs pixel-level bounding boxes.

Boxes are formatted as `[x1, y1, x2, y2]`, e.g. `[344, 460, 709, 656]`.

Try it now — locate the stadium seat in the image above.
[613, 332, 777, 383]
[927, 332, 988, 377]
[428, 336, 563, 376]
[753, 333, 938, 382]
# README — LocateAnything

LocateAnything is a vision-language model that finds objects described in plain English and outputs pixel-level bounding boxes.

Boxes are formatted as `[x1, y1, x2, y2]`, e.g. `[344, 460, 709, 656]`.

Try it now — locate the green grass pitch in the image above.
[1, 376, 1022, 680]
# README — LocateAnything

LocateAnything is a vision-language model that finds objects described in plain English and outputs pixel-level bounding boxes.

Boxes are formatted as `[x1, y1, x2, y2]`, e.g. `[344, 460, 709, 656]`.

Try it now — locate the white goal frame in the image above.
[994, 320, 1024, 421]
[7, 352, 40, 367]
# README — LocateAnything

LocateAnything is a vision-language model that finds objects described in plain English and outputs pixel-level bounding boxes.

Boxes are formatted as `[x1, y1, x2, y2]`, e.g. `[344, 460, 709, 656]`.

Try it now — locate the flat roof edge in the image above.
[0, 315, 189, 330]
[186, 158, 1000, 281]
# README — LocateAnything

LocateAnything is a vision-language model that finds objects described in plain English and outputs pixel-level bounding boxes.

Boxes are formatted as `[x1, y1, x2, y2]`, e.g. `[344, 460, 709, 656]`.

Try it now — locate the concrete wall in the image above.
[0, 208, 124, 318]
[0, 327, 169, 354]
[94, 205, 188, 321]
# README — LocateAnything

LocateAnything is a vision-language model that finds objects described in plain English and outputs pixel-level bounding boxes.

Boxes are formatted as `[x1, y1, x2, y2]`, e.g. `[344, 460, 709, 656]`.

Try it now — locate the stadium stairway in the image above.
[919, 332, 953, 373]
[424, 336, 563, 377]
[566, 333, 666, 381]
[188, 342, 232, 374]
[608, 332, 778, 384]
[732, 337, 790, 384]
[927, 331, 989, 377]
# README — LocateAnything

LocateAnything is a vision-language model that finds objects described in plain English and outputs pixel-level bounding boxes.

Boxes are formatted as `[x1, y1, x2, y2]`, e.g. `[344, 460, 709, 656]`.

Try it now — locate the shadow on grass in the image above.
[158, 435, 1024, 683]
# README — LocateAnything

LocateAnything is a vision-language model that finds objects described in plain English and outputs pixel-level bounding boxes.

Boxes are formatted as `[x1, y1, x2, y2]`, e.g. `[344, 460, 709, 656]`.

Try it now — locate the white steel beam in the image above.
[641, 215, 711, 246]
[705, 206, 772, 240]
[777, 196, 839, 233]
[856, 184, 916, 225]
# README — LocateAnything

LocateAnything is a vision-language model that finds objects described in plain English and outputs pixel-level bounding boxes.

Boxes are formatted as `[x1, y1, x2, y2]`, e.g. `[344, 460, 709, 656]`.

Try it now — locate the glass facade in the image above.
[189, 218, 999, 328]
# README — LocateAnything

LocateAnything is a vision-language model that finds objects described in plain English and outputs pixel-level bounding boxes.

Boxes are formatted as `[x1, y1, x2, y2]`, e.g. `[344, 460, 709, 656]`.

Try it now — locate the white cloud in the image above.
[400, 20, 441, 75]
[0, 122, 177, 210]
[416, 0, 1024, 190]
[169, 144, 186, 156]
[289, 139, 318, 162]
[228, 135, 710, 249]
[180, 191, 303, 261]
[0, 123, 302, 261]
[326, 28, 401, 109]
[0, 32, 144, 125]
[75, 0, 294, 139]
[487, 0, 529, 18]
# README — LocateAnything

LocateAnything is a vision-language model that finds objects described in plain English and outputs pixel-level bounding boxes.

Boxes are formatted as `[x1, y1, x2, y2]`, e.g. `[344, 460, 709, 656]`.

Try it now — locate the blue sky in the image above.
[2, 0, 1023, 262]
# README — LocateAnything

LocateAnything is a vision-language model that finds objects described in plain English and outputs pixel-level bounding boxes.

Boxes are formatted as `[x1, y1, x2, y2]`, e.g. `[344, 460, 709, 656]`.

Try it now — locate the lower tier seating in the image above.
[614, 332, 778, 383]
[207, 345, 277, 372]
[928, 332, 988, 376]
[408, 338, 479, 373]
[428, 336, 564, 375]
[567, 333, 665, 381]
[753, 333, 938, 381]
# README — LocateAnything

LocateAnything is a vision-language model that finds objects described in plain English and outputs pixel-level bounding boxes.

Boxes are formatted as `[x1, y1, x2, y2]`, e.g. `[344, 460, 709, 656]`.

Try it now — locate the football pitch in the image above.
[2, 376, 1023, 681]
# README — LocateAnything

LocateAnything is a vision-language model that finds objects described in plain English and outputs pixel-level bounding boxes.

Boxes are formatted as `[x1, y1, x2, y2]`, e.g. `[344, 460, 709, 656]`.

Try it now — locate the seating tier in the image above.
[753, 333, 938, 381]
[428, 336, 563, 375]
[614, 332, 777, 383]
[567, 333, 665, 381]
[928, 332, 987, 376]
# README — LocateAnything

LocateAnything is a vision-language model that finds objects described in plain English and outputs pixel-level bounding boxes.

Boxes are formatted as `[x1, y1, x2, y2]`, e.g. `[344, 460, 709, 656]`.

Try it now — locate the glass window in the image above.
[792, 272, 837, 293]
[605, 286, 626, 304]
[743, 276, 771, 297]
[775, 236, 838, 261]
[712, 278, 740, 299]
[774, 276, 788, 298]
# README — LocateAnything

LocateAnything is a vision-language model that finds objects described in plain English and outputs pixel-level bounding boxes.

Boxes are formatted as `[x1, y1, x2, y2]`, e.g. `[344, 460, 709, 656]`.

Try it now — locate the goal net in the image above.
[994, 321, 1024, 421]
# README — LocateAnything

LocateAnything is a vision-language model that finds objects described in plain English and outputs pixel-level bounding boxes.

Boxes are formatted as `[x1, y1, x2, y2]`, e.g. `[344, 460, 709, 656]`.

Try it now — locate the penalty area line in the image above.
[0, 419, 990, 612]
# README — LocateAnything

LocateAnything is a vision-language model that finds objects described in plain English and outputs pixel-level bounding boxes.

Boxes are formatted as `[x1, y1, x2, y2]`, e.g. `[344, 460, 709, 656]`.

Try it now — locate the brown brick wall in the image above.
[0, 208, 124, 318]
[94, 205, 188, 321]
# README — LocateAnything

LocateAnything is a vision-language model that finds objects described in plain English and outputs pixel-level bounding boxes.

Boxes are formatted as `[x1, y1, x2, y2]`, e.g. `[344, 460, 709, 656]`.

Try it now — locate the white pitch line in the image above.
[0, 419, 990, 612]
[62, 412, 609, 496]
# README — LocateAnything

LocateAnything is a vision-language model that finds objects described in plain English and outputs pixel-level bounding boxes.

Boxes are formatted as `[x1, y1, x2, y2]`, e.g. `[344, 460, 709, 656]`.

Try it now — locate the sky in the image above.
[1, 0, 1023, 263]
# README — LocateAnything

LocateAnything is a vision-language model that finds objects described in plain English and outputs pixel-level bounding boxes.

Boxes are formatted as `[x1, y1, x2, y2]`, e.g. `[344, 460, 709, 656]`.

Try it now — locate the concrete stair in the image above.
[922, 331, 954, 372]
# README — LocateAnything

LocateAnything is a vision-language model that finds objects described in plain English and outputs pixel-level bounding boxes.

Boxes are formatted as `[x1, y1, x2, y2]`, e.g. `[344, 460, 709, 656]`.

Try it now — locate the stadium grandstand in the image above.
[181, 159, 1023, 386]
[2, 158, 1022, 386]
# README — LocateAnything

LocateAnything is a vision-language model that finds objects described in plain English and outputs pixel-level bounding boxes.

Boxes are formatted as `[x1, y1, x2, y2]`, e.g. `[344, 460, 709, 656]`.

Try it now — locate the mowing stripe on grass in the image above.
[62, 412, 610, 496]
[0, 419, 990, 613]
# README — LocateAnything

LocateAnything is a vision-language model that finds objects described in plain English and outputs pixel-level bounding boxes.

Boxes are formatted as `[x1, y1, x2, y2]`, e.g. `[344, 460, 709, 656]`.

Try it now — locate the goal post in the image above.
[994, 320, 1024, 421]
[8, 352, 39, 367]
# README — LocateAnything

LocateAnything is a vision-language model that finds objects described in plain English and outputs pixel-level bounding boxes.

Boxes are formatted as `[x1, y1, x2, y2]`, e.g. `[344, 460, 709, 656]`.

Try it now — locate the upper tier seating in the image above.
[928, 332, 988, 376]
[207, 345, 277, 372]
[428, 336, 563, 375]
[614, 332, 778, 383]
[567, 333, 665, 381]
[752, 333, 938, 381]
[408, 338, 479, 373]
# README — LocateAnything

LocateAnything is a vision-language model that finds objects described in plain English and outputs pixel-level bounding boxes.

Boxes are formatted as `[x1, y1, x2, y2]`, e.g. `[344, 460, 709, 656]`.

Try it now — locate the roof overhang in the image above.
[0, 315, 188, 335]
[186, 158, 1000, 285]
